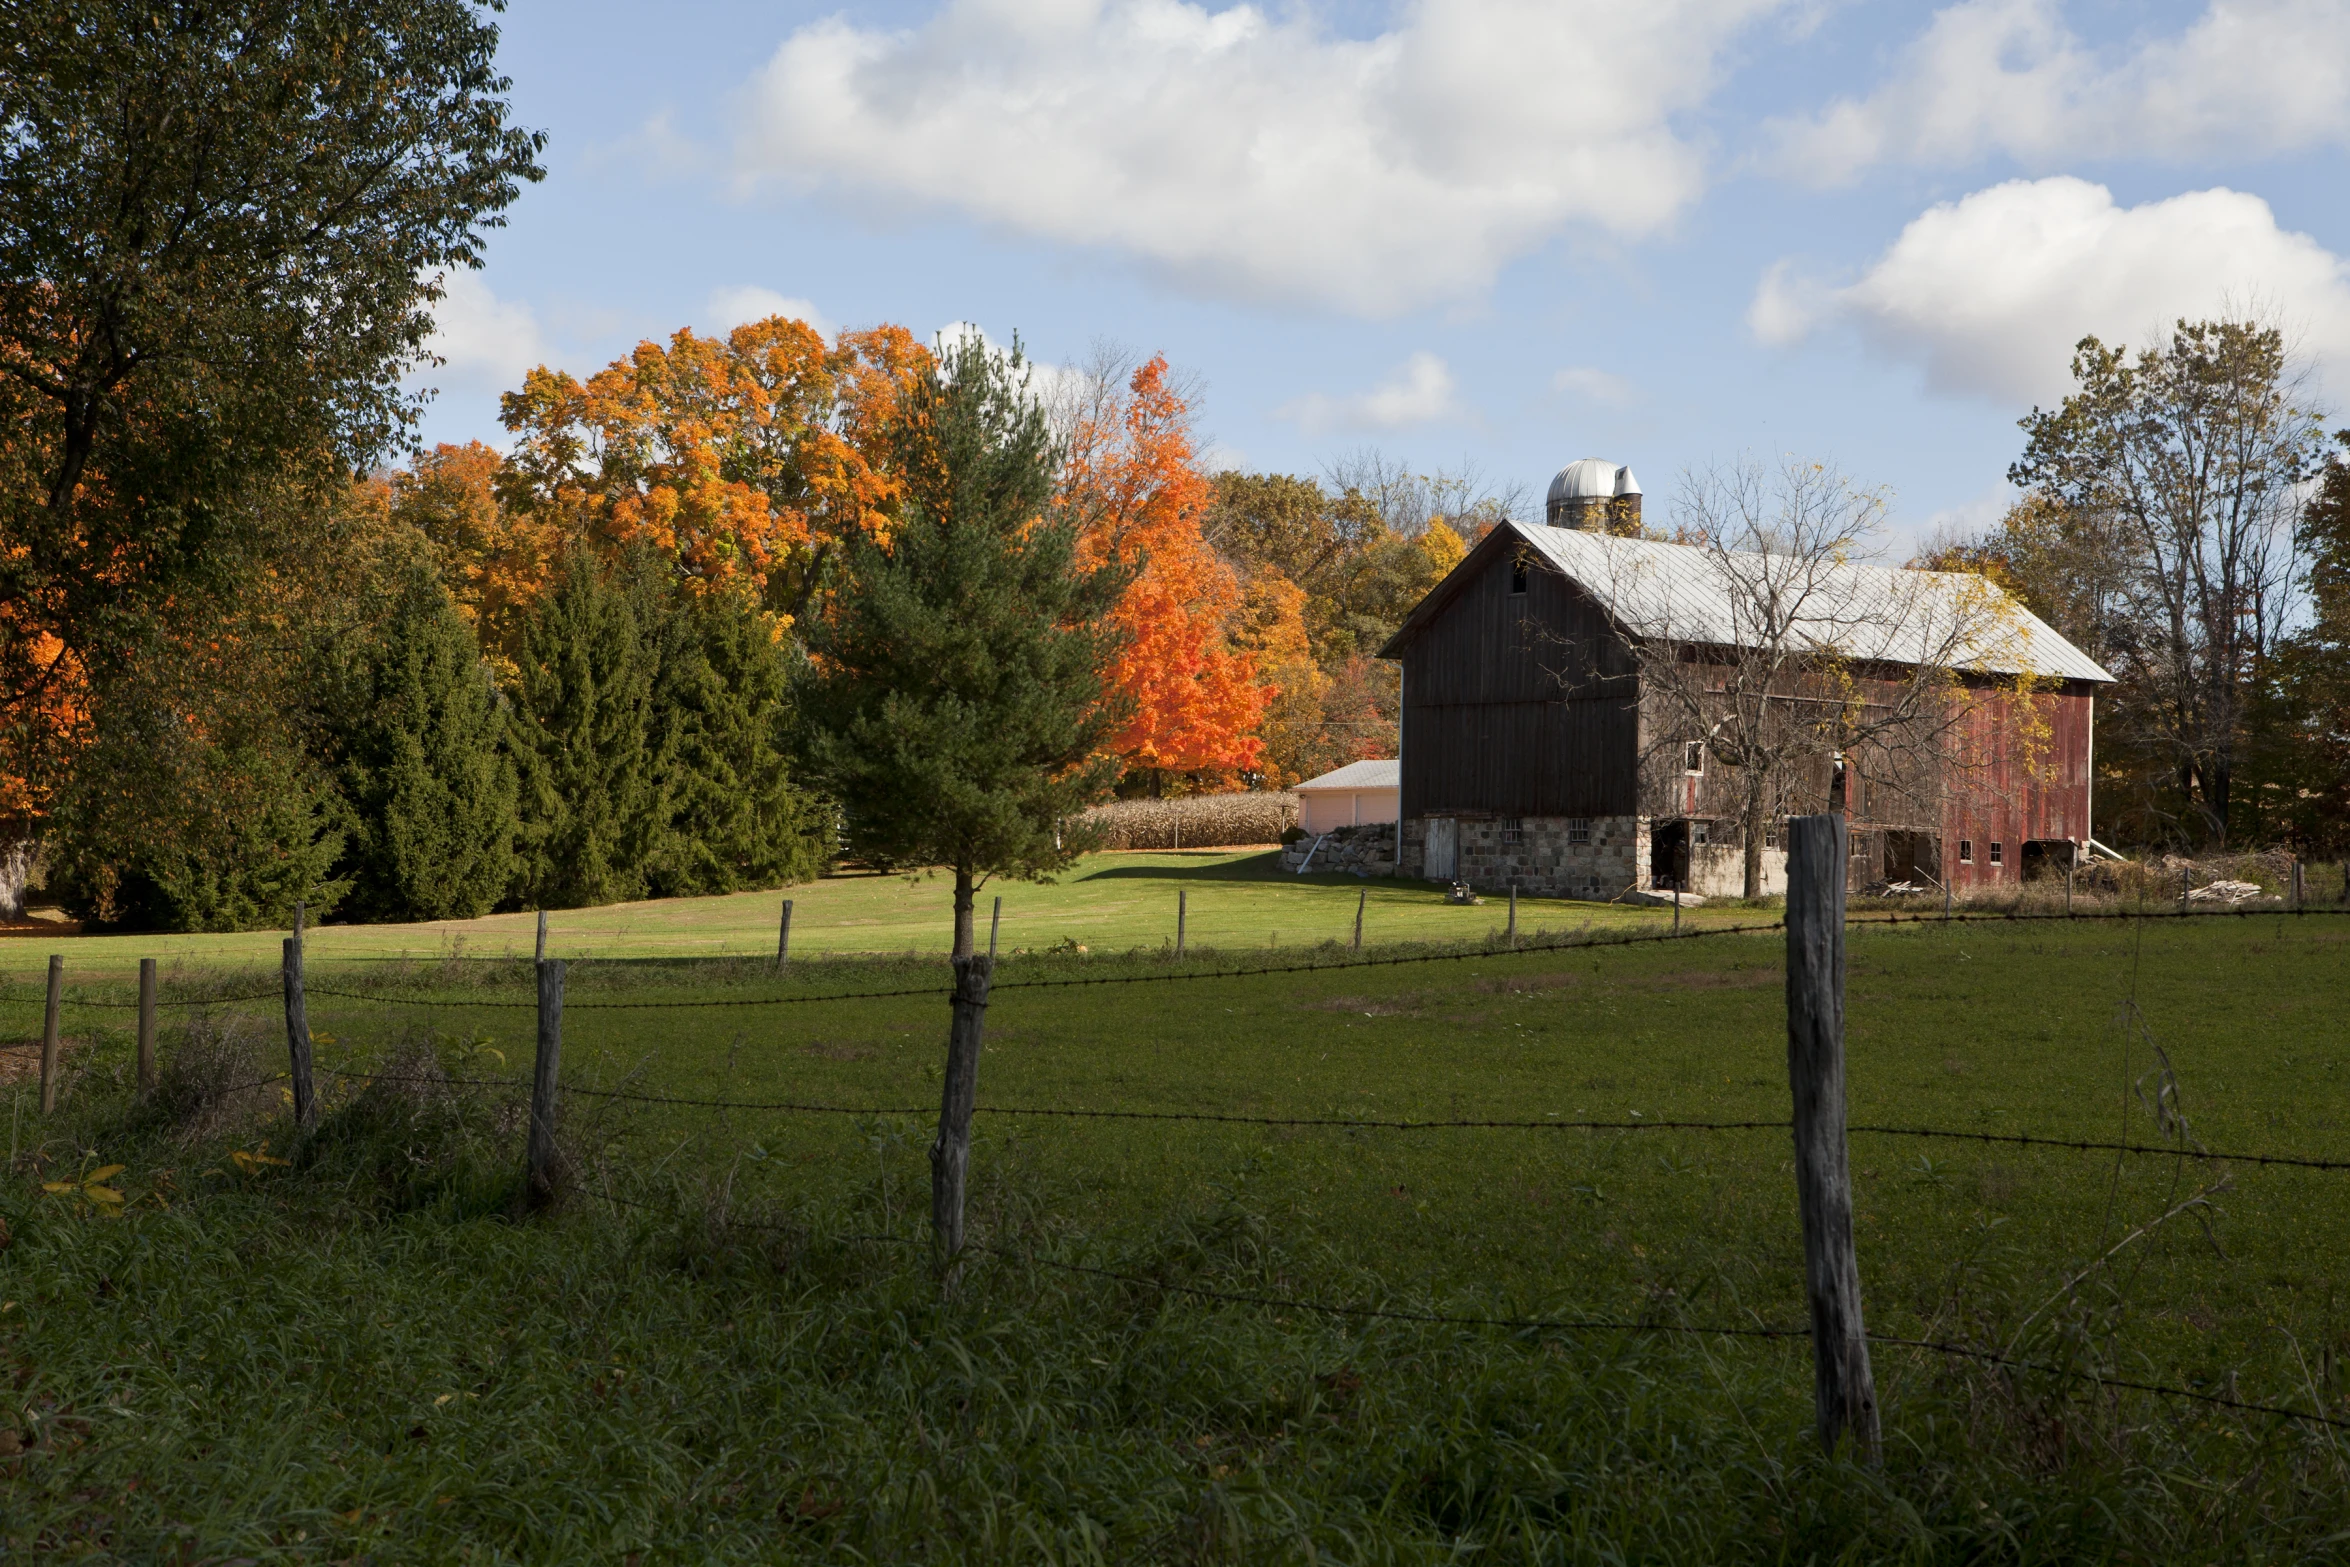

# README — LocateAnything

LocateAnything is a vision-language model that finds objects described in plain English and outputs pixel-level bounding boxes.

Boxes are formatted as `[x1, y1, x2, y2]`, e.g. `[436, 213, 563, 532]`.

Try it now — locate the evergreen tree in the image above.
[646, 587, 830, 896]
[327, 561, 518, 921]
[508, 547, 665, 908]
[797, 333, 1133, 957]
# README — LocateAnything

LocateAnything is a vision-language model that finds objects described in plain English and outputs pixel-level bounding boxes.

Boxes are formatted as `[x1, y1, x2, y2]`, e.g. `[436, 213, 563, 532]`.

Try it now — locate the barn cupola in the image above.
[1544, 458, 1642, 533]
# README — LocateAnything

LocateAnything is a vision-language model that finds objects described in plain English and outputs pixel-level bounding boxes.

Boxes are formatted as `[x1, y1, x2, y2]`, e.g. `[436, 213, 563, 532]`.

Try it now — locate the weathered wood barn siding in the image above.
[1397, 541, 1638, 819]
[1941, 681, 2098, 889]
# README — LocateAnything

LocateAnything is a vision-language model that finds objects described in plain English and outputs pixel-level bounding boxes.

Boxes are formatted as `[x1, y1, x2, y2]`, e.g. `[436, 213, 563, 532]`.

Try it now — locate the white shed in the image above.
[1294, 759, 1400, 833]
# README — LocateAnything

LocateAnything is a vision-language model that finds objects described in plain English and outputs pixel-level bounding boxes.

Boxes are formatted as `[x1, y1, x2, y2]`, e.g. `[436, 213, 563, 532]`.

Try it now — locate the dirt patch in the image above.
[1472, 972, 1582, 995]
[1614, 968, 1778, 993]
[802, 1041, 875, 1062]
[1305, 994, 1424, 1017]
[0, 1038, 69, 1086]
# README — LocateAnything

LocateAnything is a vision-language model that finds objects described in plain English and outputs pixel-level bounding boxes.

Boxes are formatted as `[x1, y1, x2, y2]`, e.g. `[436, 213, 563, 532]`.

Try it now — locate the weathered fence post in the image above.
[1785, 813, 1881, 1461]
[282, 933, 316, 1132]
[931, 954, 994, 1282]
[2065, 861, 2075, 916]
[2291, 859, 2304, 911]
[1671, 879, 1681, 936]
[528, 959, 565, 1209]
[1176, 889, 1188, 959]
[535, 909, 547, 963]
[136, 958, 157, 1098]
[989, 896, 1001, 961]
[1942, 872, 1952, 920]
[1354, 887, 1366, 951]
[38, 955, 62, 1115]
[2180, 866, 2191, 905]
[776, 899, 793, 971]
[1507, 882, 1518, 945]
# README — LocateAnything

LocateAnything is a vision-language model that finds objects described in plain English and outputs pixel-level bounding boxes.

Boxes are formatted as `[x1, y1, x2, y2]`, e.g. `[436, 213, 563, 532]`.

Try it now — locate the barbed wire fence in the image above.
[8, 857, 2350, 1451]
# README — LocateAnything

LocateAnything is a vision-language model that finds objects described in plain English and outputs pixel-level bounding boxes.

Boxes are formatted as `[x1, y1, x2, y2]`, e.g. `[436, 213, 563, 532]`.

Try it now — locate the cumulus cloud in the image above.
[707, 285, 831, 335]
[1551, 365, 1638, 406]
[1750, 178, 2350, 404]
[1768, 0, 2350, 183]
[418, 270, 546, 393]
[1278, 352, 1465, 433]
[733, 0, 1784, 315]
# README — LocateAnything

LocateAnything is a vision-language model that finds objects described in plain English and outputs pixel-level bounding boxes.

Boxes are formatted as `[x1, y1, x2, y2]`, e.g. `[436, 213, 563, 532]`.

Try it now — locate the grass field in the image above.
[3, 901, 2347, 1560]
[0, 851, 1722, 981]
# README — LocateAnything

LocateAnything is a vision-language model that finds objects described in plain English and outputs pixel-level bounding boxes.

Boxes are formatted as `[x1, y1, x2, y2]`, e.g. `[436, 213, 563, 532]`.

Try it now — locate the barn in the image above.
[1362, 459, 2113, 899]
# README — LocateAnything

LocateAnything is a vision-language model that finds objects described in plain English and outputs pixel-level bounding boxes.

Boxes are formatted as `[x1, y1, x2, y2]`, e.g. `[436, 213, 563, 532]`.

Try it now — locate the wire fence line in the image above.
[4, 901, 2343, 1015]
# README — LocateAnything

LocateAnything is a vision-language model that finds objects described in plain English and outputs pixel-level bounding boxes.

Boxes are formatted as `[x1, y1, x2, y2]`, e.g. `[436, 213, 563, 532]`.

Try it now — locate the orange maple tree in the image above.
[495, 318, 928, 618]
[1062, 356, 1269, 780]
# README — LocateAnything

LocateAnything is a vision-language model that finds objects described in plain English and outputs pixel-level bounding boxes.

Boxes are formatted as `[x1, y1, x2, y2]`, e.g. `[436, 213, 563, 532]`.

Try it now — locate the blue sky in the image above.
[419, 0, 2350, 553]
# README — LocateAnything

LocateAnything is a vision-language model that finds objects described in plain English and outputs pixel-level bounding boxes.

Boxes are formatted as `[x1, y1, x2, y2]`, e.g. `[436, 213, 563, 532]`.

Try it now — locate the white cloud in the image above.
[1769, 0, 2350, 183]
[733, 0, 1785, 315]
[1751, 178, 2350, 404]
[419, 270, 546, 393]
[1278, 352, 1465, 433]
[933, 320, 1087, 407]
[1551, 365, 1638, 406]
[707, 286, 831, 336]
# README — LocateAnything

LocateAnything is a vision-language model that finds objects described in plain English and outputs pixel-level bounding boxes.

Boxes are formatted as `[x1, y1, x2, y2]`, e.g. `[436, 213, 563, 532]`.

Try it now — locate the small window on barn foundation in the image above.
[1691, 821, 1710, 845]
[1502, 819, 1524, 844]
[1510, 557, 1528, 594]
[1764, 820, 1783, 849]
[1684, 742, 1705, 774]
[1566, 817, 1591, 845]
[1958, 839, 1974, 864]
[1989, 841, 2003, 867]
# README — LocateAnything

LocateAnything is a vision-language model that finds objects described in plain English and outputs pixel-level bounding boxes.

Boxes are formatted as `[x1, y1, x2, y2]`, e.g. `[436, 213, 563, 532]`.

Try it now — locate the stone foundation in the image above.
[1387, 815, 1644, 899]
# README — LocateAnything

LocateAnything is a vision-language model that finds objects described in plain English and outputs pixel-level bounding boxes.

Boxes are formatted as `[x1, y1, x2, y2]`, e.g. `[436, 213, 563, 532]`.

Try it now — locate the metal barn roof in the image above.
[1387, 522, 2114, 684]
[1293, 759, 1400, 792]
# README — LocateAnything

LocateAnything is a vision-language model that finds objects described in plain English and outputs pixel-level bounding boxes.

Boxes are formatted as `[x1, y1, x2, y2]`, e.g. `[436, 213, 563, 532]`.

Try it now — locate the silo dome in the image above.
[1545, 459, 1643, 528]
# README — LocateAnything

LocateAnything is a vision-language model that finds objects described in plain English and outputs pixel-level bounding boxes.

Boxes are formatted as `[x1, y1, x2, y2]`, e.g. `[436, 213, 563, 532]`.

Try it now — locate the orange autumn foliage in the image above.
[0, 627, 86, 827]
[496, 319, 928, 616]
[387, 440, 560, 657]
[1063, 356, 1268, 777]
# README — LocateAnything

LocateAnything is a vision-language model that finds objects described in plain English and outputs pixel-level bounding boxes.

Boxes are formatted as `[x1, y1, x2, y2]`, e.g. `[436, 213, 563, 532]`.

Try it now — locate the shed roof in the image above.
[1293, 759, 1400, 792]
[1383, 522, 2113, 684]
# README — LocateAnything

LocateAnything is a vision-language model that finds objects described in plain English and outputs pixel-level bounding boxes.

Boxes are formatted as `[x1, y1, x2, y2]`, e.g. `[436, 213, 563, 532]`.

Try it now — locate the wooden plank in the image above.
[38, 954, 61, 1115]
[528, 959, 565, 1209]
[137, 958, 156, 1098]
[1785, 812, 1881, 1460]
[282, 934, 316, 1131]
[931, 955, 993, 1284]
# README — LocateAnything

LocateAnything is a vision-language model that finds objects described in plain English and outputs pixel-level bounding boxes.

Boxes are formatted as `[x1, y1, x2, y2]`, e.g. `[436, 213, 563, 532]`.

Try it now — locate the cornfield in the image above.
[1076, 792, 1299, 851]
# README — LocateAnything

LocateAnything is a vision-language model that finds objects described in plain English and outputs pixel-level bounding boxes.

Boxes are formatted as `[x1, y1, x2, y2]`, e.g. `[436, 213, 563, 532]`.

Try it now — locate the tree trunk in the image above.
[1743, 793, 1767, 901]
[952, 862, 976, 959]
[0, 835, 32, 921]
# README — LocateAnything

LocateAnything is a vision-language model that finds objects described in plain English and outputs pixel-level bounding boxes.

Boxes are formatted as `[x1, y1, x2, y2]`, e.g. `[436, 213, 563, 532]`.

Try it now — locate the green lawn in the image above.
[3, 901, 2347, 1560]
[1, 850, 1718, 980]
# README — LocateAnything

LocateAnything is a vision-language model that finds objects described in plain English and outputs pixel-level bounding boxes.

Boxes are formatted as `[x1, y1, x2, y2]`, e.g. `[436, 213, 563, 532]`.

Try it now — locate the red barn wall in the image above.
[1940, 682, 2098, 890]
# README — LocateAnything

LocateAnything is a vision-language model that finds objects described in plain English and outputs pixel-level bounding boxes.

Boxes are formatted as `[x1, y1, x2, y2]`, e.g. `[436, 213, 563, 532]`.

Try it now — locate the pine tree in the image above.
[508, 546, 665, 908]
[329, 561, 518, 921]
[797, 333, 1133, 957]
[646, 586, 830, 896]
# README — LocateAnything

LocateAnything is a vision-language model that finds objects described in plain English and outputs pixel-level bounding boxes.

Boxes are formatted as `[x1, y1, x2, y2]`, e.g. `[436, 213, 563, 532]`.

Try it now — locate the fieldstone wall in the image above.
[1277, 822, 1397, 876]
[1392, 815, 1645, 899]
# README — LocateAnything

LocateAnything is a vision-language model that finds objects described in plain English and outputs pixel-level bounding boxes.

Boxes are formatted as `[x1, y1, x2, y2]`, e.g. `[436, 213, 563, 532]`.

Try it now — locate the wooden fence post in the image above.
[528, 959, 565, 1209]
[2065, 861, 2075, 916]
[988, 896, 1001, 961]
[776, 899, 793, 971]
[1785, 813, 1881, 1461]
[931, 954, 993, 1282]
[535, 909, 547, 963]
[2291, 859, 2304, 910]
[38, 955, 61, 1115]
[1354, 887, 1366, 951]
[282, 935, 316, 1131]
[1671, 879, 1681, 936]
[136, 958, 157, 1098]
[1176, 889, 1188, 960]
[1507, 882, 1518, 945]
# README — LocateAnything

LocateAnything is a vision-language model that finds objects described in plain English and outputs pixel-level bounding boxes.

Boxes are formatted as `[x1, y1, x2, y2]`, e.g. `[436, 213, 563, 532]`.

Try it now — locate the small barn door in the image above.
[1425, 817, 1458, 881]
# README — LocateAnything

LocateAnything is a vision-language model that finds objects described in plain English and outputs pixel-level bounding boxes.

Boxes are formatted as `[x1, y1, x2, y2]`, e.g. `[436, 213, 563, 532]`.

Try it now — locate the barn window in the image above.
[1566, 817, 1591, 845]
[1502, 819, 1523, 844]
[1509, 557, 1528, 595]
[1989, 841, 2003, 867]
[1958, 839, 1974, 864]
[1691, 821, 1710, 845]
[1764, 820, 1783, 849]
[1684, 741, 1705, 774]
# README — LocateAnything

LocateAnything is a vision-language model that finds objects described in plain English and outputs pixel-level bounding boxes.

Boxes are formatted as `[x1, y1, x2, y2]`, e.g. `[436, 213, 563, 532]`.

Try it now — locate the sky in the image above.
[418, 0, 2350, 554]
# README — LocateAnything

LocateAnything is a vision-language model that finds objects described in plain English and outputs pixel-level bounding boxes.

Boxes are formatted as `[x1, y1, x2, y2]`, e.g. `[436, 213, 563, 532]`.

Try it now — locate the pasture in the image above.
[2, 901, 2347, 1561]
